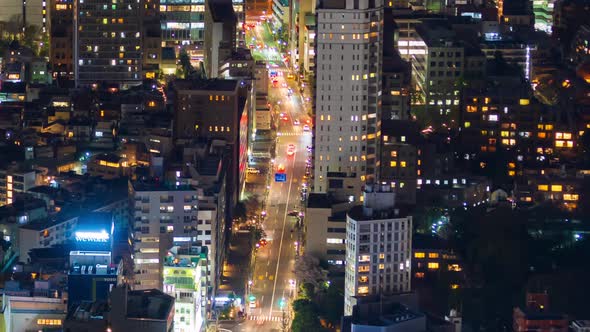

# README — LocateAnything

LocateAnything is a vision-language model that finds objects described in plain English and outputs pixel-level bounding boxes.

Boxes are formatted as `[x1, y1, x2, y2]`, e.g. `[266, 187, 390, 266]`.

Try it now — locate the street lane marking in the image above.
[269, 148, 296, 317]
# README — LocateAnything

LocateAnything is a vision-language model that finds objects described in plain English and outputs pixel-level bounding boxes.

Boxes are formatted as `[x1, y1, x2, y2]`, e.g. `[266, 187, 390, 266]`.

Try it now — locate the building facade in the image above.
[130, 182, 200, 290]
[74, 0, 142, 88]
[344, 190, 412, 315]
[314, 0, 384, 198]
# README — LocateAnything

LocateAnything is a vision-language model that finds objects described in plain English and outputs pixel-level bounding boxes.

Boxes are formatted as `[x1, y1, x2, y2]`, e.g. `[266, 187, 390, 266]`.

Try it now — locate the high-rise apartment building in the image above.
[411, 21, 464, 117]
[130, 182, 201, 290]
[74, 0, 142, 88]
[314, 0, 384, 198]
[344, 189, 412, 315]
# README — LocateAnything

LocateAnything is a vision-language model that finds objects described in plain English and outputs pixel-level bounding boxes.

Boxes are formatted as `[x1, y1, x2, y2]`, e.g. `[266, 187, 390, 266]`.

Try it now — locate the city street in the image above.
[220, 20, 312, 332]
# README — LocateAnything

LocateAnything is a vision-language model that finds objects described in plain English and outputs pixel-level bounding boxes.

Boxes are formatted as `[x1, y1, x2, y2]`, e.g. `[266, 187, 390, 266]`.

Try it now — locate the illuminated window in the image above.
[379, 253, 385, 259]
[427, 262, 439, 269]
[357, 286, 369, 294]
[488, 114, 498, 121]
[326, 238, 343, 244]
[400, 161, 407, 168]
[390, 161, 397, 167]
[358, 255, 370, 262]
[563, 194, 579, 201]
[448, 264, 462, 271]
[358, 265, 370, 272]
[466, 105, 477, 113]
[464, 121, 471, 128]
[415, 272, 425, 278]
[551, 185, 563, 192]
[545, 124, 554, 130]
[519, 99, 530, 105]
[428, 253, 439, 258]
[378, 264, 385, 270]
[359, 276, 368, 283]
[538, 132, 546, 139]
[390, 151, 397, 157]
[556, 132, 563, 139]
[414, 252, 425, 258]
[538, 185, 549, 191]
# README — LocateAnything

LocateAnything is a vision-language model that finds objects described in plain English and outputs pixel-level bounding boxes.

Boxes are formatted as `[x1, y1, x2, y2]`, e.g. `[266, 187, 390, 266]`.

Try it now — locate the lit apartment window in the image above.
[400, 161, 407, 168]
[551, 185, 563, 192]
[358, 255, 370, 262]
[390, 151, 397, 157]
[357, 286, 369, 294]
[414, 252, 425, 258]
[428, 253, 439, 258]
[538, 184, 548, 191]
[390, 161, 397, 167]
[358, 265, 370, 272]
[427, 262, 439, 269]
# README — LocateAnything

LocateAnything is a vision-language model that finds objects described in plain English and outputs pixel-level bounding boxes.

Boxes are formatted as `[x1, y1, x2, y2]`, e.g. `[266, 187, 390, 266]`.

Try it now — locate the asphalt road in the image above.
[220, 21, 312, 332]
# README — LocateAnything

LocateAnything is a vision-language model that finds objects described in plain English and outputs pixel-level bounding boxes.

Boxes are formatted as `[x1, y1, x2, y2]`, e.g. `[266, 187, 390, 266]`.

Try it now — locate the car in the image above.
[303, 124, 310, 131]
[282, 115, 289, 121]
[249, 299, 257, 308]
[287, 144, 296, 156]
[277, 164, 286, 173]
[293, 119, 300, 125]
[259, 239, 268, 246]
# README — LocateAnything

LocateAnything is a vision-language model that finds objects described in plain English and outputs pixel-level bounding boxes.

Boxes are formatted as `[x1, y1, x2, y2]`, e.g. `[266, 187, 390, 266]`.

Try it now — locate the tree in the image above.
[291, 299, 324, 332]
[294, 254, 328, 290]
[233, 202, 247, 222]
[178, 49, 193, 78]
[319, 284, 344, 327]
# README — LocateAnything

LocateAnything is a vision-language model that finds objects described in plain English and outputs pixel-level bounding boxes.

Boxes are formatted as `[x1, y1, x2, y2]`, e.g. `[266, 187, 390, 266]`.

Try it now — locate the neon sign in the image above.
[75, 230, 109, 242]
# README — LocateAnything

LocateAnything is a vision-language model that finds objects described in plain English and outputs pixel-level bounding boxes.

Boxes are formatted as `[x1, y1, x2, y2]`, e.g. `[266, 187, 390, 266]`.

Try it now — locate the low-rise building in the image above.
[305, 193, 352, 270]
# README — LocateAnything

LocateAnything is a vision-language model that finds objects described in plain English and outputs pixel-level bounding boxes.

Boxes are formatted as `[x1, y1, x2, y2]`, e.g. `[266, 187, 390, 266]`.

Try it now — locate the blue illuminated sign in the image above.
[275, 173, 286, 182]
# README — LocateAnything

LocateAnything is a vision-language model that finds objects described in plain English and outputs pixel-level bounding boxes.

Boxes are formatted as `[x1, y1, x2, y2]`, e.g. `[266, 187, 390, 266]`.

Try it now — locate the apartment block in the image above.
[314, 0, 384, 197]
[344, 189, 412, 315]
[130, 181, 200, 290]
[74, 0, 142, 88]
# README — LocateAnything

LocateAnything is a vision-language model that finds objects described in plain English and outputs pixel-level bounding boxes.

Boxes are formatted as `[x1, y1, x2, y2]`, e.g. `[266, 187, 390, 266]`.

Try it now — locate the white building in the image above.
[2, 294, 66, 332]
[131, 182, 201, 290]
[314, 0, 384, 198]
[0, 167, 40, 206]
[344, 189, 412, 315]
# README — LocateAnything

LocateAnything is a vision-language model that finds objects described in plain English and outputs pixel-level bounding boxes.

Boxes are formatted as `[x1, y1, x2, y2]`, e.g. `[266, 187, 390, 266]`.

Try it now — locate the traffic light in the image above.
[279, 297, 286, 309]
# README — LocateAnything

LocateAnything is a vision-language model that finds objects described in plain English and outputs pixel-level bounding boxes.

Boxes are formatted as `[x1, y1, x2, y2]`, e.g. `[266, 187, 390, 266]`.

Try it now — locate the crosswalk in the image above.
[277, 132, 309, 137]
[248, 315, 283, 322]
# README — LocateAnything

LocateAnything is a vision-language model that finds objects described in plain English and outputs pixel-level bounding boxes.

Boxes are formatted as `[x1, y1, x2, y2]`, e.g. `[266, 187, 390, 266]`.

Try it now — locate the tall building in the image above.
[344, 189, 412, 315]
[172, 79, 248, 207]
[411, 20, 464, 117]
[49, 0, 74, 81]
[0, 166, 40, 206]
[74, 0, 142, 88]
[204, 0, 237, 78]
[313, 0, 384, 198]
[130, 181, 201, 290]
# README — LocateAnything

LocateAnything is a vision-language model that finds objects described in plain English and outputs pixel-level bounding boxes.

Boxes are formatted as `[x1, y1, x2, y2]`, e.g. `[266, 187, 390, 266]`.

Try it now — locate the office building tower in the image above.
[204, 0, 237, 78]
[74, 0, 142, 88]
[130, 182, 201, 290]
[50, 0, 74, 81]
[160, 0, 244, 54]
[314, 0, 384, 198]
[344, 189, 412, 315]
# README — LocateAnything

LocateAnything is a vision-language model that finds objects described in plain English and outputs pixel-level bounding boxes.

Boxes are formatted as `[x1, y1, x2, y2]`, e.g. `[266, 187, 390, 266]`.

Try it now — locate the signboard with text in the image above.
[275, 173, 286, 182]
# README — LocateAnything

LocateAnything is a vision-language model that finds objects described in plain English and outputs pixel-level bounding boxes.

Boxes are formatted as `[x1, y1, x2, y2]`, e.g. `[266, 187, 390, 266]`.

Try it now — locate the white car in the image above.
[303, 125, 310, 132]
[293, 120, 300, 126]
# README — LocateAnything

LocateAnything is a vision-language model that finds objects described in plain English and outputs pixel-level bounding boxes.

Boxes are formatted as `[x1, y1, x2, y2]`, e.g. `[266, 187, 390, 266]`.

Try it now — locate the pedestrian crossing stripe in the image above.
[277, 132, 301, 137]
[248, 316, 283, 322]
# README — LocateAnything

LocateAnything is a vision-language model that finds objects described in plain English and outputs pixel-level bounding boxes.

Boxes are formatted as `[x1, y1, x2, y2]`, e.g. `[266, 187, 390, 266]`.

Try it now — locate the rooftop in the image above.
[172, 79, 238, 92]
[132, 179, 198, 192]
[210, 1, 237, 22]
[126, 289, 174, 321]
